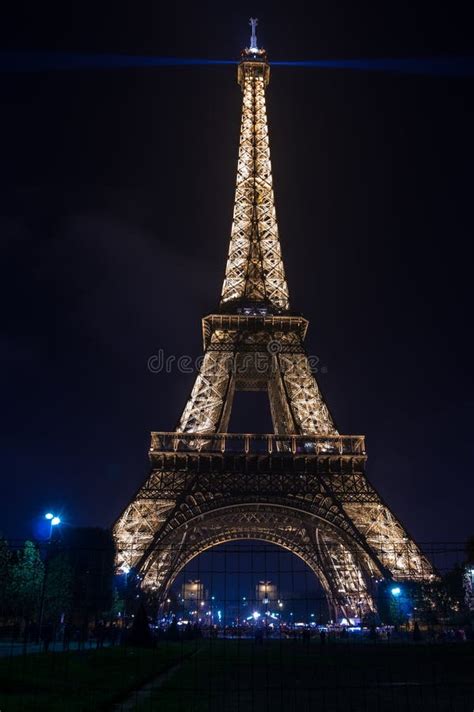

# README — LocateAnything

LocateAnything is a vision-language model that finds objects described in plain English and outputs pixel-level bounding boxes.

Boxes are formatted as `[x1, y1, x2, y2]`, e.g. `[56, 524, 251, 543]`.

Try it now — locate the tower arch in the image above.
[137, 501, 381, 621]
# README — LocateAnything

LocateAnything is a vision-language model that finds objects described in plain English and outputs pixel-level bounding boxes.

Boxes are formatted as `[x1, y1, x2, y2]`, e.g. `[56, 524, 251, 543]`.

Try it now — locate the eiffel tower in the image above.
[114, 21, 434, 621]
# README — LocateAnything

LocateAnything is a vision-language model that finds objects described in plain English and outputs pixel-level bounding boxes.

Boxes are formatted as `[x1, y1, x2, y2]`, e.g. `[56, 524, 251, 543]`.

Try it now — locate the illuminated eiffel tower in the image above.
[114, 21, 434, 621]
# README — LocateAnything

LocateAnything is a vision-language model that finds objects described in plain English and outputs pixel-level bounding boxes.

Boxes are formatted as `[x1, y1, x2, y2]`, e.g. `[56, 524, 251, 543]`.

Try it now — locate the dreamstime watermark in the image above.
[147, 340, 327, 376]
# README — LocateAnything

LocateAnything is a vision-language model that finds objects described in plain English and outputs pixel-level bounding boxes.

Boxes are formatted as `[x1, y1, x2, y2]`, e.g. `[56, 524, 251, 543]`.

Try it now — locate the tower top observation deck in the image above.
[238, 17, 270, 87]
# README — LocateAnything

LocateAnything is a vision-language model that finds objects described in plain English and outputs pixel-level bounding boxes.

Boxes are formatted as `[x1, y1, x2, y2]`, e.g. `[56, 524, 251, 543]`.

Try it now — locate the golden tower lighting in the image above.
[113, 21, 434, 622]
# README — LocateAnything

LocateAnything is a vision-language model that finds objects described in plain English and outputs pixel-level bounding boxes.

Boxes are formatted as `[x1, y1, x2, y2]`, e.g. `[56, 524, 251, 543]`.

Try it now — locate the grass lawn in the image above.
[137, 639, 474, 712]
[1, 639, 473, 711]
[0, 641, 199, 711]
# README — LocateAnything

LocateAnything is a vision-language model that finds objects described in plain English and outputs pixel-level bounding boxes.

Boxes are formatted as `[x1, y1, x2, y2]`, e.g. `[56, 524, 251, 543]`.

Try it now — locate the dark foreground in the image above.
[0, 639, 473, 711]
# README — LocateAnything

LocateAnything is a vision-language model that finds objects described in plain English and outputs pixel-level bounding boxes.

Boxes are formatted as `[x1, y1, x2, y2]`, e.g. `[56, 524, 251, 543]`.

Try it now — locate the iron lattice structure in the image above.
[114, 37, 434, 621]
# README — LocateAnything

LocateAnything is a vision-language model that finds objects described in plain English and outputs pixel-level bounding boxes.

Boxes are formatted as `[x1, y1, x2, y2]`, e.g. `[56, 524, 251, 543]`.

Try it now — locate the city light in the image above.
[252, 611, 261, 620]
[44, 511, 61, 532]
[391, 586, 401, 597]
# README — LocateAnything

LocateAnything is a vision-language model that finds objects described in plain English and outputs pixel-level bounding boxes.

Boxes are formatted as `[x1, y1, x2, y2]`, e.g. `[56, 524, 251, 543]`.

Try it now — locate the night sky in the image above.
[1, 1, 473, 548]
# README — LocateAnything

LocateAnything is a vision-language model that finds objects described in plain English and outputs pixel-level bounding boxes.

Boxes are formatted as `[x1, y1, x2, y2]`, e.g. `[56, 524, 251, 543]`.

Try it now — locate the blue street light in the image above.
[391, 586, 401, 597]
[44, 512, 61, 534]
[38, 511, 62, 645]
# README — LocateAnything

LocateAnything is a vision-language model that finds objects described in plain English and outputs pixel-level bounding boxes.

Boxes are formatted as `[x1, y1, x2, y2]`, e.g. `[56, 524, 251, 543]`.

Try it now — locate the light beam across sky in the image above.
[1, 51, 474, 76]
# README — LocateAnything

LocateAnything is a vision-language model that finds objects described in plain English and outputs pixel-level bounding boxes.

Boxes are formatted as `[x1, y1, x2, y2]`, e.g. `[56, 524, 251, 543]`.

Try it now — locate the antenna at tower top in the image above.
[249, 17, 258, 51]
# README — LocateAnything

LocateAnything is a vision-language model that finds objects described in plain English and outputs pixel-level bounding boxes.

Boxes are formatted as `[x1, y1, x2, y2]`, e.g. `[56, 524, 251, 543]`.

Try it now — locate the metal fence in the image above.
[0, 538, 472, 711]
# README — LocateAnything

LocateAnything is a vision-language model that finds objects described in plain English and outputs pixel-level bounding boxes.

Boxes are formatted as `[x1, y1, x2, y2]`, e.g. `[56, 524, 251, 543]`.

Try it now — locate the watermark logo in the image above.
[147, 343, 327, 376]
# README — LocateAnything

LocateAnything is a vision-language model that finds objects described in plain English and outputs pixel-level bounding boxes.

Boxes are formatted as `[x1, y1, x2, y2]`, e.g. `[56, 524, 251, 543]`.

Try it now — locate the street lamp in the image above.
[38, 512, 62, 647]
[390, 586, 402, 627]
[44, 512, 61, 538]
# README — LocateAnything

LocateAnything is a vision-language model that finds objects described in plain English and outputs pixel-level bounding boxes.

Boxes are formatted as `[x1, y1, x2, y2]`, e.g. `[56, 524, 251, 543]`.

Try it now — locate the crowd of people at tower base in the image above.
[2, 616, 472, 654]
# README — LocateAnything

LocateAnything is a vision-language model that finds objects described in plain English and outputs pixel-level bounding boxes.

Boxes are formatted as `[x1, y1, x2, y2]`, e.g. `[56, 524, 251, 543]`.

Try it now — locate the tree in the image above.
[408, 564, 470, 627]
[110, 585, 125, 619]
[377, 581, 412, 626]
[61, 528, 115, 624]
[463, 537, 474, 620]
[9, 541, 44, 623]
[0, 538, 12, 616]
[44, 552, 73, 623]
[443, 563, 465, 610]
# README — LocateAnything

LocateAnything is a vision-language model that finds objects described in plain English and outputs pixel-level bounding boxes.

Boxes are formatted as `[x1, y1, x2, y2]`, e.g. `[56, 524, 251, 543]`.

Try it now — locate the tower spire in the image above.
[249, 17, 258, 51]
[220, 23, 290, 314]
